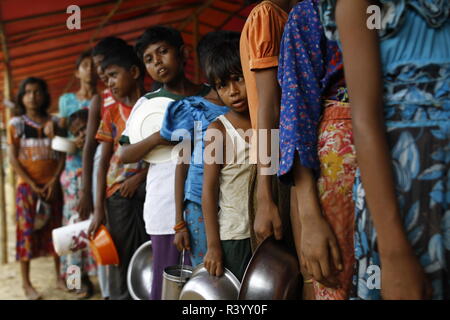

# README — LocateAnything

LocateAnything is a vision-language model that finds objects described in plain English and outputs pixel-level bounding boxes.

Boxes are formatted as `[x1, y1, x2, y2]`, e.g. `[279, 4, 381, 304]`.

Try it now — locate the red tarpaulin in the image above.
[0, 0, 254, 111]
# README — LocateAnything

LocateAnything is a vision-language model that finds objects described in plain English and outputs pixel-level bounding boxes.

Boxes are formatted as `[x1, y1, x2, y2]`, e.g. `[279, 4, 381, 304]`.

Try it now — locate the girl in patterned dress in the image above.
[8, 77, 65, 300]
[319, 0, 449, 299]
[277, 0, 357, 299]
[57, 51, 98, 299]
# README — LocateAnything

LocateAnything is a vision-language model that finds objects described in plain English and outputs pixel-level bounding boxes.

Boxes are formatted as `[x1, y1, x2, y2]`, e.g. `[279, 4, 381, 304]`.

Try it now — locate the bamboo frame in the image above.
[0, 17, 11, 265]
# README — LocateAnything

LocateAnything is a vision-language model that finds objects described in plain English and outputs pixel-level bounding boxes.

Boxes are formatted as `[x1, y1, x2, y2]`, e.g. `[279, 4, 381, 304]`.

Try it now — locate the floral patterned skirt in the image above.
[313, 100, 357, 300]
[16, 183, 62, 261]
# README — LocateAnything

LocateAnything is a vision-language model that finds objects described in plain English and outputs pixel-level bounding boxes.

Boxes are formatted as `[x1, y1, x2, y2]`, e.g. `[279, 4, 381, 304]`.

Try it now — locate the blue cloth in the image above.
[277, 0, 347, 184]
[320, 0, 450, 300]
[160, 96, 229, 204]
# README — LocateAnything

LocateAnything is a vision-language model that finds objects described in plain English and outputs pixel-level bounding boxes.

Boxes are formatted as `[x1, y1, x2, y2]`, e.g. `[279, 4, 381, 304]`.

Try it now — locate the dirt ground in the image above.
[0, 182, 102, 300]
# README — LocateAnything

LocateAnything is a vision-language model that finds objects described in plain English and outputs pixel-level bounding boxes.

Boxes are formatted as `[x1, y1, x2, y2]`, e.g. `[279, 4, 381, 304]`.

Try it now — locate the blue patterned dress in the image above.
[58, 93, 97, 279]
[320, 0, 450, 299]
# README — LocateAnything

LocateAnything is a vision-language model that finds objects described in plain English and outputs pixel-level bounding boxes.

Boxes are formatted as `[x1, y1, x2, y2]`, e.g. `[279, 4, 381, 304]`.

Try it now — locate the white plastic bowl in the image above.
[51, 136, 76, 153]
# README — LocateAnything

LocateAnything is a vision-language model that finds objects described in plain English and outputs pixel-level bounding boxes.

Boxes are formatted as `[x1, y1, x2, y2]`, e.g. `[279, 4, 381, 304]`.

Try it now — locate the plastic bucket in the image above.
[161, 265, 193, 300]
[89, 225, 120, 265]
[52, 219, 91, 256]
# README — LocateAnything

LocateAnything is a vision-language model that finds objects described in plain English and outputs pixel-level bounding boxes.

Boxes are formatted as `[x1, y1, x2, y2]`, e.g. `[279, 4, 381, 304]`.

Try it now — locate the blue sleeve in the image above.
[58, 94, 68, 118]
[160, 99, 195, 142]
[278, 1, 327, 172]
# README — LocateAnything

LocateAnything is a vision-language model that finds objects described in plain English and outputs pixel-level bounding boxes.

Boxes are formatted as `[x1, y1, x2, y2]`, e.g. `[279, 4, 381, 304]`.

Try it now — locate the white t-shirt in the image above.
[122, 88, 183, 235]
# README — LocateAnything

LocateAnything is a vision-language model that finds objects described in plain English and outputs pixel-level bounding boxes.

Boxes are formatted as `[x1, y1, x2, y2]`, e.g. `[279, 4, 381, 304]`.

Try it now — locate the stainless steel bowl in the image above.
[179, 264, 240, 300]
[127, 240, 153, 300]
[238, 236, 300, 300]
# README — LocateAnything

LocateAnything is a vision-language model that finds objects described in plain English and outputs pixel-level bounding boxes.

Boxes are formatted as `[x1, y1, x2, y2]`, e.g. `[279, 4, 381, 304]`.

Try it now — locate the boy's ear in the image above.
[75, 69, 80, 79]
[130, 65, 140, 80]
[180, 44, 191, 63]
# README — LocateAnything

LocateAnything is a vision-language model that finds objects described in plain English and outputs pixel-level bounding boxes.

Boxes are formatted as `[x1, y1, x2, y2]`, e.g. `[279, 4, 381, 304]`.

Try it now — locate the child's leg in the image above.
[150, 234, 191, 300]
[20, 260, 42, 300]
[184, 201, 207, 266]
[220, 239, 252, 282]
[53, 255, 68, 291]
[106, 183, 148, 300]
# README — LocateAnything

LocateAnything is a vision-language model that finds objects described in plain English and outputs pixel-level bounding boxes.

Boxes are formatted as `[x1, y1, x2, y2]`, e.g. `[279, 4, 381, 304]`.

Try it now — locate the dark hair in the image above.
[197, 31, 241, 71]
[76, 50, 93, 69]
[135, 26, 184, 61]
[68, 108, 89, 129]
[245, 0, 260, 4]
[92, 37, 128, 58]
[14, 77, 51, 116]
[101, 44, 146, 80]
[205, 37, 242, 88]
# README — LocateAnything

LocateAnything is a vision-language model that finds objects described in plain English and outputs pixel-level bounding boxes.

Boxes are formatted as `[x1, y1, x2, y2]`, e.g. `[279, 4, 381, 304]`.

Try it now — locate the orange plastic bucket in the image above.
[89, 225, 120, 265]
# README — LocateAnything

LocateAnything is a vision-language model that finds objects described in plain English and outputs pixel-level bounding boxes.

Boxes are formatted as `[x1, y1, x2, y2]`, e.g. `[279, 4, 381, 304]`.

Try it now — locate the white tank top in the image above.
[216, 115, 251, 241]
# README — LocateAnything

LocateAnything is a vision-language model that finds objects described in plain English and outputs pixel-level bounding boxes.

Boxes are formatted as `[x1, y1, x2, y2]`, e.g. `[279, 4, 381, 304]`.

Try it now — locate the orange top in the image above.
[240, 0, 288, 129]
[8, 116, 61, 186]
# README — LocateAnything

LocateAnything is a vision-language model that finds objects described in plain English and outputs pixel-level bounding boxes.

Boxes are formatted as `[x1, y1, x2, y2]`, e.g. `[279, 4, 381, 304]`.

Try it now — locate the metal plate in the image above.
[127, 240, 153, 300]
[179, 263, 240, 300]
[238, 236, 301, 300]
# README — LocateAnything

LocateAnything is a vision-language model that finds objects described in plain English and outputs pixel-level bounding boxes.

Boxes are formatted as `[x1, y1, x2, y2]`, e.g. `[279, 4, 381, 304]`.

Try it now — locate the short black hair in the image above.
[197, 31, 241, 71]
[135, 26, 184, 61]
[68, 108, 89, 129]
[15, 77, 51, 116]
[92, 37, 128, 58]
[205, 37, 242, 88]
[101, 44, 146, 80]
[76, 50, 93, 69]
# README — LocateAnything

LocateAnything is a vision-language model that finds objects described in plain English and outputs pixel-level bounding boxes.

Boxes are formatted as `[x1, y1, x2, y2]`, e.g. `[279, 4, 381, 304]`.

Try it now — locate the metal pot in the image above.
[179, 264, 240, 300]
[161, 265, 193, 300]
[127, 240, 153, 300]
[238, 236, 301, 300]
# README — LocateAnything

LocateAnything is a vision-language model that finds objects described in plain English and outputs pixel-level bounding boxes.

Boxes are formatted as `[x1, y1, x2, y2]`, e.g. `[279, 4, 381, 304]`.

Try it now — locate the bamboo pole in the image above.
[0, 18, 11, 265]
[193, 14, 200, 83]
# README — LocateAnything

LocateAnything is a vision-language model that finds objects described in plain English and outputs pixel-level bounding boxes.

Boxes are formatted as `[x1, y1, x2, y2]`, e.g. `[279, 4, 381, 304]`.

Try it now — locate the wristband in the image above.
[173, 220, 186, 232]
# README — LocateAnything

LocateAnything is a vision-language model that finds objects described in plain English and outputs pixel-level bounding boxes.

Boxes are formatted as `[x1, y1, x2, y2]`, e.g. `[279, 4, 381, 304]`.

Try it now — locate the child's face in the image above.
[142, 41, 183, 84]
[69, 118, 87, 148]
[215, 75, 248, 113]
[93, 54, 107, 84]
[22, 83, 44, 112]
[76, 57, 97, 84]
[104, 64, 136, 99]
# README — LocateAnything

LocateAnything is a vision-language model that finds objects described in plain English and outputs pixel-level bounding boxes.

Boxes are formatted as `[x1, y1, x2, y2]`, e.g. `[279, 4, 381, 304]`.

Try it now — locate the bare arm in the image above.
[88, 141, 113, 237]
[253, 68, 283, 241]
[79, 94, 101, 219]
[9, 144, 42, 195]
[335, 0, 431, 299]
[173, 161, 191, 251]
[119, 131, 170, 164]
[202, 121, 225, 277]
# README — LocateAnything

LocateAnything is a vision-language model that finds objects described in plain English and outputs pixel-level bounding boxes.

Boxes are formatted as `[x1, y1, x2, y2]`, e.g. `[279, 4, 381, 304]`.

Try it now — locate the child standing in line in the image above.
[8, 77, 65, 300]
[58, 51, 98, 299]
[168, 31, 241, 267]
[240, 0, 298, 253]
[79, 37, 128, 300]
[202, 39, 253, 281]
[319, 0, 449, 299]
[119, 26, 217, 300]
[88, 44, 149, 300]
[277, 0, 357, 300]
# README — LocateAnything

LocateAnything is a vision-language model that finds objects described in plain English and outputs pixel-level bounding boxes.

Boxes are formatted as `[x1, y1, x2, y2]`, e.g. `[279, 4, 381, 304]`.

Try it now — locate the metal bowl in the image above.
[127, 240, 153, 300]
[238, 236, 300, 300]
[179, 263, 240, 300]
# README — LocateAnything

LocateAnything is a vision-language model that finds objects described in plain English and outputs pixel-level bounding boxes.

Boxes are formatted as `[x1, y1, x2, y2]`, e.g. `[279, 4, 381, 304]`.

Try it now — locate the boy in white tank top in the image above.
[202, 38, 253, 281]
